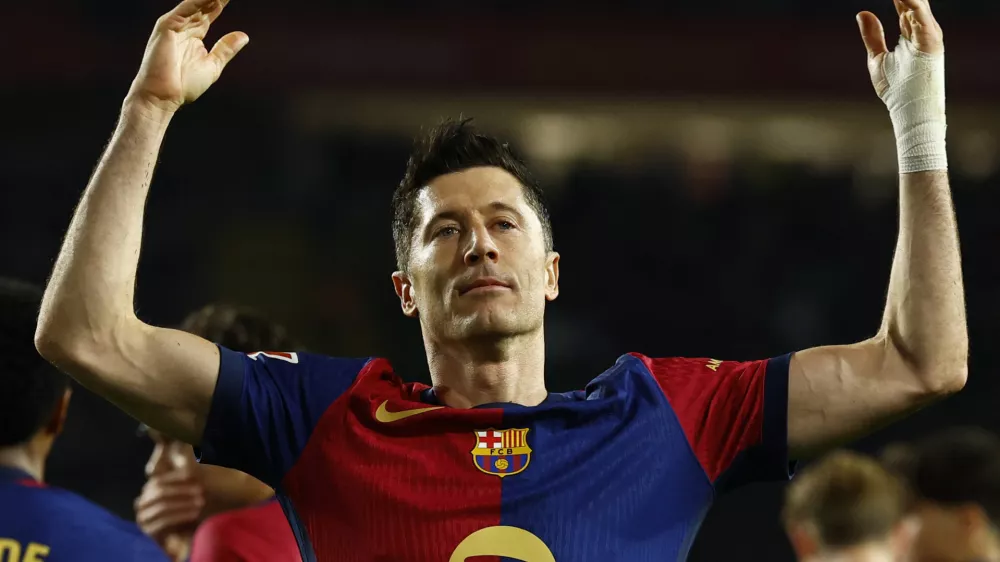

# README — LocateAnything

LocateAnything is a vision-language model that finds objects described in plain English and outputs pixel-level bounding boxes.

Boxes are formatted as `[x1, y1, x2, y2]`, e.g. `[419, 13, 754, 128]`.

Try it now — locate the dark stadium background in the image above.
[2, 1, 999, 560]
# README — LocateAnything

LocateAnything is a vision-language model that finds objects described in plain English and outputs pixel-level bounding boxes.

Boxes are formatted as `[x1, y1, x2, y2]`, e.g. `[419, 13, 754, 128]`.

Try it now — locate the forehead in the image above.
[414, 167, 531, 222]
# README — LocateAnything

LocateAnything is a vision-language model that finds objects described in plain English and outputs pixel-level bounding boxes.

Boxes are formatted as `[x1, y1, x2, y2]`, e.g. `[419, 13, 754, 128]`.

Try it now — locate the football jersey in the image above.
[199, 348, 792, 562]
[0, 465, 169, 561]
[189, 498, 300, 562]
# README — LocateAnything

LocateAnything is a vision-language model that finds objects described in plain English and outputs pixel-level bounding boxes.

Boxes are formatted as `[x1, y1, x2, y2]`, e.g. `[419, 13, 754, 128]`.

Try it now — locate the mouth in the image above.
[458, 277, 512, 296]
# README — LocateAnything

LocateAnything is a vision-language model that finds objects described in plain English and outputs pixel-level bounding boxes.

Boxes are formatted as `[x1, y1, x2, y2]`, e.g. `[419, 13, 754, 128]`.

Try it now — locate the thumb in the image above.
[208, 31, 250, 73]
[857, 12, 888, 59]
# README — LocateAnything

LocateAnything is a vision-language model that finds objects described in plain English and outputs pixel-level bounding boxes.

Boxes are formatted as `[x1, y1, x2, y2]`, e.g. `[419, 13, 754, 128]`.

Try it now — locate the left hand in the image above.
[857, 0, 944, 97]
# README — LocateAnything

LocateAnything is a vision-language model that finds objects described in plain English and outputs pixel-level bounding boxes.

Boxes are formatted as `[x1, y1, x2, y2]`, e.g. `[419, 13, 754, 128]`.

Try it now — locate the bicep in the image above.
[788, 337, 933, 458]
[60, 320, 219, 444]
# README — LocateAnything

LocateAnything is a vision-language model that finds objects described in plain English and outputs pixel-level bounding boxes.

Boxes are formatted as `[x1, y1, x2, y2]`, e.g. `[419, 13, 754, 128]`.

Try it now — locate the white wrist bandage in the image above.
[878, 37, 948, 173]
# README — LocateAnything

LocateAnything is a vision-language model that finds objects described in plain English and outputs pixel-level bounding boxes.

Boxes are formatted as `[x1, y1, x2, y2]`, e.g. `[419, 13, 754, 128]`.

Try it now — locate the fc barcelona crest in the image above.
[471, 428, 532, 478]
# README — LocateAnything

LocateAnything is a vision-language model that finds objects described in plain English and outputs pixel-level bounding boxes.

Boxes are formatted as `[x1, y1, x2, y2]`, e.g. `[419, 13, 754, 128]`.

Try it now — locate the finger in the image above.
[207, 0, 232, 23]
[893, 0, 906, 17]
[857, 12, 889, 59]
[136, 497, 204, 527]
[897, 0, 938, 28]
[134, 485, 203, 512]
[171, 0, 219, 19]
[899, 10, 913, 41]
[141, 507, 204, 538]
[207, 31, 250, 74]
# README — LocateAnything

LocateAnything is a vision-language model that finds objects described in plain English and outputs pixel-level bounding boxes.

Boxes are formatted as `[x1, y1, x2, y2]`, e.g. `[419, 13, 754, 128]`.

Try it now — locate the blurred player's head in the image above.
[882, 427, 1000, 562]
[390, 118, 559, 343]
[783, 450, 917, 562]
[141, 304, 290, 526]
[146, 303, 297, 476]
[0, 278, 72, 475]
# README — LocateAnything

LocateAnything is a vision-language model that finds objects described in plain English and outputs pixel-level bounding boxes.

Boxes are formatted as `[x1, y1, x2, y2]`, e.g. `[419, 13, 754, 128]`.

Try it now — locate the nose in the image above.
[146, 443, 168, 477]
[463, 224, 499, 266]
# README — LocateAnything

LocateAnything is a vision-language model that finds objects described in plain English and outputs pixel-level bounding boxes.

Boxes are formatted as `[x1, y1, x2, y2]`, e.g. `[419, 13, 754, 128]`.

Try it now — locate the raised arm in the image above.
[787, 0, 966, 457]
[34, 0, 249, 444]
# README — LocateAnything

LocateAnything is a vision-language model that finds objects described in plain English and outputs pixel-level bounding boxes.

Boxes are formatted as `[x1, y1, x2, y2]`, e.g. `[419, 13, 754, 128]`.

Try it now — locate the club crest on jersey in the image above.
[471, 428, 531, 478]
[247, 351, 299, 364]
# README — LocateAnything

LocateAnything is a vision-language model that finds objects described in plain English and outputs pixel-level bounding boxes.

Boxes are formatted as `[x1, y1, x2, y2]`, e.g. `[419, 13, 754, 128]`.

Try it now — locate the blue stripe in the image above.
[276, 492, 317, 562]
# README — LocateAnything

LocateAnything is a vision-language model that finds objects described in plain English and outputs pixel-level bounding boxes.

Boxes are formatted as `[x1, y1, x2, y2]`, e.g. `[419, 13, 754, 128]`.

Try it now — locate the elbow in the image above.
[882, 329, 968, 399]
[34, 305, 124, 369]
[924, 359, 968, 397]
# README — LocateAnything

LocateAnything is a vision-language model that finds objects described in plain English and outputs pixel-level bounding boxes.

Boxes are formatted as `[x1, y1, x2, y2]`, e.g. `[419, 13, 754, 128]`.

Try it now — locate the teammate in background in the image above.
[882, 428, 1000, 562]
[783, 451, 919, 562]
[35, 0, 967, 559]
[135, 304, 300, 562]
[0, 278, 168, 562]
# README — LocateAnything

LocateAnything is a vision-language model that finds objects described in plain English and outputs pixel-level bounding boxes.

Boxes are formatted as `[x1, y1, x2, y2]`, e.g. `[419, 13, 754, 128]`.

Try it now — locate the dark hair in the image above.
[783, 450, 908, 548]
[180, 304, 299, 353]
[0, 279, 70, 447]
[882, 427, 1000, 528]
[391, 118, 553, 270]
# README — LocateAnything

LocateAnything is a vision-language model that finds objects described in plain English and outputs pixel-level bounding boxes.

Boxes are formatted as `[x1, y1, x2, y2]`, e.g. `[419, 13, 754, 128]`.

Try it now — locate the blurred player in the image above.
[783, 451, 918, 562]
[0, 278, 168, 561]
[35, 0, 966, 559]
[883, 428, 1000, 562]
[135, 304, 300, 561]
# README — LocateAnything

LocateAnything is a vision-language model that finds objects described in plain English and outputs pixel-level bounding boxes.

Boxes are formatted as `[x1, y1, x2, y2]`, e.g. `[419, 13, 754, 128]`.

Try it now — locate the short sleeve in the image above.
[197, 346, 372, 488]
[630, 352, 792, 489]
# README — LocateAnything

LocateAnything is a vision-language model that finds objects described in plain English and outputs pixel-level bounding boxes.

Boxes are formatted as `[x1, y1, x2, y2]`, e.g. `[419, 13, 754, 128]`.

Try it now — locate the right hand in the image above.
[128, 0, 249, 114]
[135, 470, 205, 561]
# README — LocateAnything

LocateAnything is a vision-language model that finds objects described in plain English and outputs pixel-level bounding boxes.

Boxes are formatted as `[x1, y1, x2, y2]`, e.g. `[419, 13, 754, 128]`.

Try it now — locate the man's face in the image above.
[393, 167, 559, 342]
[145, 429, 196, 477]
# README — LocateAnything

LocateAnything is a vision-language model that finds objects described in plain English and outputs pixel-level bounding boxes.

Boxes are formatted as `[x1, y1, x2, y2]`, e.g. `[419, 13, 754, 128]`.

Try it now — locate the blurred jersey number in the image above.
[450, 526, 555, 561]
[0, 539, 49, 562]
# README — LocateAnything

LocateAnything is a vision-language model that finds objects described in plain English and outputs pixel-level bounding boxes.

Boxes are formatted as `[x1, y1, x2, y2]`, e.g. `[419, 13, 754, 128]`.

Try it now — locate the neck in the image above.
[425, 328, 548, 408]
[801, 542, 896, 562]
[0, 443, 46, 482]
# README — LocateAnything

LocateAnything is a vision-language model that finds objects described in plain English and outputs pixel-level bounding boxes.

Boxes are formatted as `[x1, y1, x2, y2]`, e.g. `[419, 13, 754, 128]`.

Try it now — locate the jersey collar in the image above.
[0, 464, 37, 484]
[420, 387, 568, 409]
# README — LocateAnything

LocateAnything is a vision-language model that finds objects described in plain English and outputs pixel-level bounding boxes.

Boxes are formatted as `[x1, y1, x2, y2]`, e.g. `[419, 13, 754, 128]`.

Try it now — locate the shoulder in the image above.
[5, 485, 166, 558]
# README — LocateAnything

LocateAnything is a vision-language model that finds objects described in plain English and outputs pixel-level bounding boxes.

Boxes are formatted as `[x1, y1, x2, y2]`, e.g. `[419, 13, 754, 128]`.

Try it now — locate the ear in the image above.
[958, 503, 990, 538]
[391, 271, 419, 318]
[786, 524, 820, 560]
[46, 388, 72, 437]
[544, 252, 560, 301]
[892, 514, 922, 555]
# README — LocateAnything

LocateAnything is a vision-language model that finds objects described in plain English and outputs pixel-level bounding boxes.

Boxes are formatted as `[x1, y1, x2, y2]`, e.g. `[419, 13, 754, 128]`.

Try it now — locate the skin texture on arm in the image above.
[34, 0, 250, 444]
[787, 0, 966, 458]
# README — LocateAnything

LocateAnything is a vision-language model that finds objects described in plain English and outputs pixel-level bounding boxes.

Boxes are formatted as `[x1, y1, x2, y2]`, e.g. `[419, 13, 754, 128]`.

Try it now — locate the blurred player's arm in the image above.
[34, 0, 249, 445]
[787, 0, 966, 458]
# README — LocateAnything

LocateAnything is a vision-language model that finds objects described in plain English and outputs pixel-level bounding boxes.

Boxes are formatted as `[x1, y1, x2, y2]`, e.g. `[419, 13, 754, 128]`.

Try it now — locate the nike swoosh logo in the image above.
[375, 400, 443, 423]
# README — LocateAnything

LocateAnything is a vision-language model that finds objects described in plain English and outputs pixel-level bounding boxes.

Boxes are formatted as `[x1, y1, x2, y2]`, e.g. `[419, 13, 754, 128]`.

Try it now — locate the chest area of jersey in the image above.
[281, 398, 714, 561]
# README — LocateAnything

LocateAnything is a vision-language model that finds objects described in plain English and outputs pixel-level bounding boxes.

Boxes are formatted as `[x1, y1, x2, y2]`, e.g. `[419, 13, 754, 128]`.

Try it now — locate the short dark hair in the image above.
[783, 450, 908, 548]
[0, 279, 70, 447]
[882, 427, 1000, 527]
[180, 304, 299, 353]
[391, 118, 553, 270]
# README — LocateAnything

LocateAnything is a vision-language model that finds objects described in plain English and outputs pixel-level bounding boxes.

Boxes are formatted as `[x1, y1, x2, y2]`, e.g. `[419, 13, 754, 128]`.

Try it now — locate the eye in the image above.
[496, 220, 516, 231]
[435, 225, 459, 238]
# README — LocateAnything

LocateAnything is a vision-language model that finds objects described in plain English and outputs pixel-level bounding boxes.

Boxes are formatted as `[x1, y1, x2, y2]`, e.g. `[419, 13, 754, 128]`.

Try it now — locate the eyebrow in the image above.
[422, 202, 526, 237]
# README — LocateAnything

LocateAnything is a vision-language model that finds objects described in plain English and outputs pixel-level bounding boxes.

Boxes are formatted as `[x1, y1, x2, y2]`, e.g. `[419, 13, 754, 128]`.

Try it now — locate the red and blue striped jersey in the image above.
[0, 466, 169, 561]
[199, 348, 792, 561]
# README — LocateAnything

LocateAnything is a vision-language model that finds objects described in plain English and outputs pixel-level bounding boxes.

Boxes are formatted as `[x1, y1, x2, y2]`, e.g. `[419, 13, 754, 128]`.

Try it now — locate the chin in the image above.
[453, 308, 533, 339]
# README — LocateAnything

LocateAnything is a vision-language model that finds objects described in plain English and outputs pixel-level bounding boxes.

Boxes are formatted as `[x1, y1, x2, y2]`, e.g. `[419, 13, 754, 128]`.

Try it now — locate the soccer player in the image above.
[783, 451, 918, 562]
[135, 304, 300, 562]
[34, 0, 966, 560]
[882, 428, 1000, 562]
[0, 278, 168, 561]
